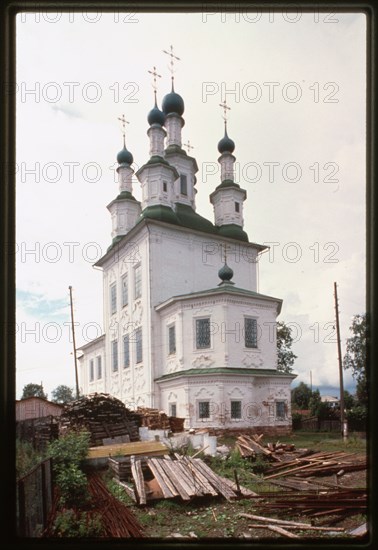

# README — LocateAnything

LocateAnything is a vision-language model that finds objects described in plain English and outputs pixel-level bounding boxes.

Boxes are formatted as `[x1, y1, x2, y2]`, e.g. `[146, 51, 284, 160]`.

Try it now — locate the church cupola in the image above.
[107, 115, 141, 245]
[210, 101, 248, 242]
[135, 66, 180, 224]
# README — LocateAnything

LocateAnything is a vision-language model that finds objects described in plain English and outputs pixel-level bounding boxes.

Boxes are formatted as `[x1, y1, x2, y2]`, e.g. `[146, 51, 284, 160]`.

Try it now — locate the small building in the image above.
[320, 395, 340, 407]
[16, 397, 63, 421]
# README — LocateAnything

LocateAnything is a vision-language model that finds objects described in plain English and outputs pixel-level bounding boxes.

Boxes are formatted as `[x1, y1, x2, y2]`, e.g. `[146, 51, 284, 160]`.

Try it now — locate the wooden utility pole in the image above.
[310, 370, 312, 393]
[334, 282, 347, 438]
[69, 286, 80, 399]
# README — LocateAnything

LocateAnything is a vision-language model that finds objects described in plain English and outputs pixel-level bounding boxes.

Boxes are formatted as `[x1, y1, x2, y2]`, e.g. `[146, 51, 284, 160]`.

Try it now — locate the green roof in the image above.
[215, 179, 241, 190]
[155, 367, 296, 382]
[175, 203, 218, 234]
[217, 224, 249, 242]
[139, 204, 180, 225]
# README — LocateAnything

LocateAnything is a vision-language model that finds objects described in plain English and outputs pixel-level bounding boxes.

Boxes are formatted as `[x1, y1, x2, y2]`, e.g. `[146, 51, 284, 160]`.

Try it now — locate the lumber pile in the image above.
[59, 393, 142, 446]
[88, 440, 168, 460]
[16, 415, 59, 450]
[137, 407, 185, 433]
[250, 487, 367, 522]
[239, 513, 347, 537]
[235, 434, 285, 461]
[263, 450, 367, 479]
[112, 454, 257, 505]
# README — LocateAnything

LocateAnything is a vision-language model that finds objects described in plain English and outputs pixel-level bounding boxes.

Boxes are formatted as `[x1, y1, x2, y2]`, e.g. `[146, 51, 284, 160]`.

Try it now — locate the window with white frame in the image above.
[110, 282, 117, 315]
[196, 318, 211, 349]
[123, 334, 130, 368]
[198, 401, 210, 420]
[235, 201, 240, 213]
[121, 273, 128, 307]
[169, 403, 177, 417]
[163, 181, 168, 193]
[168, 325, 176, 355]
[134, 264, 141, 299]
[276, 401, 286, 420]
[244, 317, 258, 348]
[96, 356, 102, 379]
[231, 400, 242, 420]
[111, 340, 118, 372]
[135, 327, 143, 363]
[89, 359, 94, 382]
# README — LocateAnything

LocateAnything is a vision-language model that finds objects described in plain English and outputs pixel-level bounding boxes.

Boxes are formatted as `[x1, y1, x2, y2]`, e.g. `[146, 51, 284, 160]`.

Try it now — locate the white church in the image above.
[78, 59, 296, 434]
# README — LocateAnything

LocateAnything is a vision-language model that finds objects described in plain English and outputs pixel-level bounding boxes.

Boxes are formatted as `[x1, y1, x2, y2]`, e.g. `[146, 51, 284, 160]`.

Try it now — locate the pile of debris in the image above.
[16, 415, 59, 450]
[59, 393, 142, 446]
[244, 486, 367, 525]
[263, 450, 367, 479]
[235, 434, 295, 460]
[110, 453, 257, 505]
[137, 407, 185, 433]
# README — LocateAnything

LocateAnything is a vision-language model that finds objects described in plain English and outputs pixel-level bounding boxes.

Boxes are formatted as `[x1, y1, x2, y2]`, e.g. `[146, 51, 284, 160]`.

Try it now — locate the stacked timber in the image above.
[136, 407, 185, 433]
[236, 434, 281, 461]
[16, 415, 59, 450]
[59, 393, 142, 446]
[263, 450, 367, 479]
[112, 454, 258, 505]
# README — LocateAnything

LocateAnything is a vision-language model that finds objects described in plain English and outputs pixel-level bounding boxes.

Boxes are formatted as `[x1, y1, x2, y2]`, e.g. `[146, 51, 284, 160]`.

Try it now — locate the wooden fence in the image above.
[16, 458, 54, 537]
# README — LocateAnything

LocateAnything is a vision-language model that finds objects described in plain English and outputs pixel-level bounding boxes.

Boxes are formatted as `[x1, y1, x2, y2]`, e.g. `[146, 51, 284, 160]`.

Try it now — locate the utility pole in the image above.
[69, 286, 80, 399]
[310, 370, 313, 393]
[334, 282, 347, 439]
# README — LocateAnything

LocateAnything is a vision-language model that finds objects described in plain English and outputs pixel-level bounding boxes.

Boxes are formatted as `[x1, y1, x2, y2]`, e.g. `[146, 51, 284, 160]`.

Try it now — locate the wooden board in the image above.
[87, 440, 167, 459]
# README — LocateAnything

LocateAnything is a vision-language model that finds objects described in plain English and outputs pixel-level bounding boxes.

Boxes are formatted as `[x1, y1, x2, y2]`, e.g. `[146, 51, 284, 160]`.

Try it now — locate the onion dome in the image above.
[217, 127, 235, 154]
[147, 103, 165, 126]
[162, 83, 185, 116]
[117, 144, 133, 165]
[218, 262, 234, 282]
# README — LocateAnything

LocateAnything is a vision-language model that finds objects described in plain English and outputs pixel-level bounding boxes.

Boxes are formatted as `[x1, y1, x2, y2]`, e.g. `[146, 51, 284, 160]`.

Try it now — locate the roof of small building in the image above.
[155, 367, 296, 382]
[155, 282, 283, 314]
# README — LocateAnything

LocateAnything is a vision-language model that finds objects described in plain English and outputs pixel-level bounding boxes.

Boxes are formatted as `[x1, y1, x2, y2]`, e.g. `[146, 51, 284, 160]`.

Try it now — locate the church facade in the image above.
[78, 71, 296, 433]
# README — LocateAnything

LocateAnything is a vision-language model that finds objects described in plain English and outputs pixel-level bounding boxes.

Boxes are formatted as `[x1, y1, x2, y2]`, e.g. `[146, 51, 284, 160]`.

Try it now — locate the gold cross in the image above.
[219, 99, 231, 122]
[163, 45, 181, 75]
[148, 66, 162, 91]
[183, 140, 194, 154]
[117, 114, 129, 145]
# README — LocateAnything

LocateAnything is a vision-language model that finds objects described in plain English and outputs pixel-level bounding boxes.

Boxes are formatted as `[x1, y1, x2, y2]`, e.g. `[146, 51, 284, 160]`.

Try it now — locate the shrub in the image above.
[47, 429, 91, 472]
[56, 464, 89, 507]
[52, 509, 104, 538]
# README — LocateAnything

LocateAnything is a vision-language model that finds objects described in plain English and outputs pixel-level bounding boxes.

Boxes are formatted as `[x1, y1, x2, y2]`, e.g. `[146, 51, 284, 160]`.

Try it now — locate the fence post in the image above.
[17, 479, 26, 537]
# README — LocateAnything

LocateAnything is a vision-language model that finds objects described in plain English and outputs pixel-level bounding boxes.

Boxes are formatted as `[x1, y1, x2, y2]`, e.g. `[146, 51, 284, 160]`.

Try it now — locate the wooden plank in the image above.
[220, 475, 258, 497]
[130, 456, 146, 505]
[147, 459, 176, 499]
[191, 458, 237, 500]
[171, 460, 205, 497]
[266, 525, 300, 538]
[149, 458, 180, 497]
[239, 513, 345, 530]
[112, 478, 137, 502]
[179, 457, 218, 496]
[157, 459, 191, 501]
[88, 440, 167, 459]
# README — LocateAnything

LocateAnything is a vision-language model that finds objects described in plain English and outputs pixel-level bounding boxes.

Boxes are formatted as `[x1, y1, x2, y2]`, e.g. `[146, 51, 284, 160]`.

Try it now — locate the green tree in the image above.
[21, 383, 47, 400]
[343, 314, 367, 406]
[277, 321, 298, 374]
[291, 382, 312, 410]
[343, 389, 355, 410]
[51, 385, 75, 404]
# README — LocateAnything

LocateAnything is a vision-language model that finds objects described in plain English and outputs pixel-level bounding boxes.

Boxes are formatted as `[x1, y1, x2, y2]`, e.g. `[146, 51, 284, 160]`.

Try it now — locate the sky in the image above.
[15, 10, 366, 399]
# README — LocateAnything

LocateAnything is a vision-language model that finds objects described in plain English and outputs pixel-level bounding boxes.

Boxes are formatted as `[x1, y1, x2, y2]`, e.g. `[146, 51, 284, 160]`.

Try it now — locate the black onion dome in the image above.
[162, 90, 185, 116]
[147, 104, 165, 126]
[218, 127, 235, 154]
[218, 262, 234, 282]
[117, 145, 133, 165]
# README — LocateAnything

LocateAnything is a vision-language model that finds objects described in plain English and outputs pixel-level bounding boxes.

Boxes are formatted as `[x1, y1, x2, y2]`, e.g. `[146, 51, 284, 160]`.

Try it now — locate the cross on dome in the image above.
[163, 45, 181, 89]
[219, 99, 231, 124]
[117, 114, 130, 146]
[183, 140, 194, 154]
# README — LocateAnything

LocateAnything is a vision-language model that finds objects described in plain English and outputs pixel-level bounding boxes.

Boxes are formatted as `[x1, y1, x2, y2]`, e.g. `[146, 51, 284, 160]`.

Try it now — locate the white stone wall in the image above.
[156, 292, 280, 376]
[158, 374, 293, 430]
[78, 336, 106, 395]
